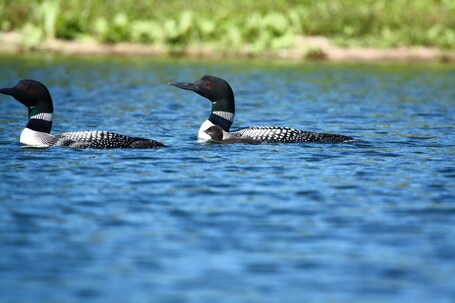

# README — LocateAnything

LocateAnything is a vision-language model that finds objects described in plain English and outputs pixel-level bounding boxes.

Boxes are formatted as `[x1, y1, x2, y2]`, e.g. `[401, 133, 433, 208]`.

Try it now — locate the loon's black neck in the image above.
[208, 94, 235, 132]
[25, 106, 53, 134]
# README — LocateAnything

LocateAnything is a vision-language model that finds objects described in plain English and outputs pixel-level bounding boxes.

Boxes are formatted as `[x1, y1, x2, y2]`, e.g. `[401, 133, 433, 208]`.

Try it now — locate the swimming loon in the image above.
[0, 79, 165, 148]
[204, 125, 261, 144]
[169, 75, 355, 143]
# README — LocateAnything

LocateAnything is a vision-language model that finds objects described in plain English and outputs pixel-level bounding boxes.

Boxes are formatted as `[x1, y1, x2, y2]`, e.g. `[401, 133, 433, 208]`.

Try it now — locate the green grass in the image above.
[1, 0, 454, 52]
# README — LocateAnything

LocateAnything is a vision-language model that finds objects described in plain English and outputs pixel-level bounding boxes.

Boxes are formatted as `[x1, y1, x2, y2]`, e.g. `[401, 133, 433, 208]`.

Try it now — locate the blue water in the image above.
[1, 54, 455, 303]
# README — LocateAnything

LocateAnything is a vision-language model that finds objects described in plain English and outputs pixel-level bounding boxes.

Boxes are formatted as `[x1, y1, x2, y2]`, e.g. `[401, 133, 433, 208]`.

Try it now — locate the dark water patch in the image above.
[395, 206, 455, 217]
[244, 262, 281, 275]
[333, 184, 359, 190]
[295, 190, 325, 200]
[268, 208, 319, 217]
[438, 167, 455, 175]
[357, 149, 402, 158]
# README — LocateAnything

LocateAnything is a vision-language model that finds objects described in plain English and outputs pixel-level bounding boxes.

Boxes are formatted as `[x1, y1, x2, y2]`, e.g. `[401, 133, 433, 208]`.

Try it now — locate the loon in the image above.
[204, 125, 261, 144]
[169, 75, 355, 143]
[0, 79, 165, 149]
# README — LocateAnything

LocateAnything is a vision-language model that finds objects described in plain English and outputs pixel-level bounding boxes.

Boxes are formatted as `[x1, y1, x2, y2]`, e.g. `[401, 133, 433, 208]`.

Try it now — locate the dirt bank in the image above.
[1, 32, 454, 62]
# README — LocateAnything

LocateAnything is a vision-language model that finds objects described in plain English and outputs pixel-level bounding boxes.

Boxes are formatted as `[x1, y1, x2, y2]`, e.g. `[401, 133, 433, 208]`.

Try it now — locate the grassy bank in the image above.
[1, 0, 454, 56]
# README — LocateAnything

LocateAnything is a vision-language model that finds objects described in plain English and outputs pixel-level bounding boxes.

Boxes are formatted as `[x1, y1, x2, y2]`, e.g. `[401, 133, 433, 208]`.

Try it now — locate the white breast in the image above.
[20, 128, 55, 148]
[198, 120, 233, 142]
[198, 120, 216, 142]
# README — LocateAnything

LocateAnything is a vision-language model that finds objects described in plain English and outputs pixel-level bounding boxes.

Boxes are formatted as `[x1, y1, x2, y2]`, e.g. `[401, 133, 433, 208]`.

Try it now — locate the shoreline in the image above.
[1, 32, 454, 63]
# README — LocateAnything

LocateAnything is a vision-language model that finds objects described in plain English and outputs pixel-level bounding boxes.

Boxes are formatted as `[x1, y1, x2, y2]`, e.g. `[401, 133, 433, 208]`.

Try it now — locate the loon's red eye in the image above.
[206, 82, 211, 87]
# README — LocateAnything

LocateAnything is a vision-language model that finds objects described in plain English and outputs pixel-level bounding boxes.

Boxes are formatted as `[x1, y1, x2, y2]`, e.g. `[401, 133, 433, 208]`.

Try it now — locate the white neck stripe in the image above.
[30, 113, 53, 121]
[212, 111, 234, 122]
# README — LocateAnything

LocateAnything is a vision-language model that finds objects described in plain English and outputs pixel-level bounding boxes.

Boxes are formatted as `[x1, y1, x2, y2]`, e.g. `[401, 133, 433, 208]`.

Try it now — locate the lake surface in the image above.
[1, 54, 454, 303]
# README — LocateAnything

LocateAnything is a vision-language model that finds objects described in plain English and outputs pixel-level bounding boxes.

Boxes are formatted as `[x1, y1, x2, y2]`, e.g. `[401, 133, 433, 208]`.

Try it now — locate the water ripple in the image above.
[1, 56, 455, 303]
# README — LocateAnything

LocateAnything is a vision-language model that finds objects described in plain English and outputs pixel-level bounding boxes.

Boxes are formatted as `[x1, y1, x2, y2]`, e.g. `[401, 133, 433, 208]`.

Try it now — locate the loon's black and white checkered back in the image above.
[53, 131, 165, 149]
[229, 126, 355, 143]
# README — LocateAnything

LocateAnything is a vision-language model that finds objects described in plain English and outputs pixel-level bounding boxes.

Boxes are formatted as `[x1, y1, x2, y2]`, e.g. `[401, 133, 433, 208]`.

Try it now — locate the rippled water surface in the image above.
[1, 54, 454, 303]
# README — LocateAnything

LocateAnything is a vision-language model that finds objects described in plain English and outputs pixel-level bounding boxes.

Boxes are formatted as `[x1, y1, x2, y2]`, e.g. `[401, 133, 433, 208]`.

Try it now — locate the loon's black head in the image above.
[0, 79, 54, 114]
[169, 75, 235, 131]
[169, 75, 234, 105]
[1, 79, 54, 134]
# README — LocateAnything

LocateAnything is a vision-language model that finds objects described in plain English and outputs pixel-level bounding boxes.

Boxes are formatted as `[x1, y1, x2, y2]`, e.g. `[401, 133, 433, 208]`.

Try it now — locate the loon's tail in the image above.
[128, 139, 166, 148]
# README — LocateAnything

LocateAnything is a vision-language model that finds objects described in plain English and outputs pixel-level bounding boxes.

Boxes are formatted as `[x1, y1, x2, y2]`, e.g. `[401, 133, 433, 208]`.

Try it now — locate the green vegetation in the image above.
[1, 0, 454, 53]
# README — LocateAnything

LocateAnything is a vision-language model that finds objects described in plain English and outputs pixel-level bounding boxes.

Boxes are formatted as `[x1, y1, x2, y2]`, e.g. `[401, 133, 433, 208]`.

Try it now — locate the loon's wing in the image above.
[53, 131, 165, 149]
[230, 126, 355, 143]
